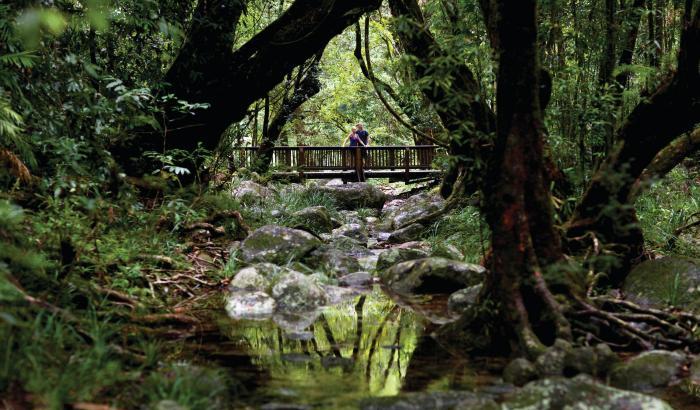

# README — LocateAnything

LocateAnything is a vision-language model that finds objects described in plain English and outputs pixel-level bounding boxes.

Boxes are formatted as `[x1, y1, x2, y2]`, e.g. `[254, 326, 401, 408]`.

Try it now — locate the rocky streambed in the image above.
[185, 181, 700, 409]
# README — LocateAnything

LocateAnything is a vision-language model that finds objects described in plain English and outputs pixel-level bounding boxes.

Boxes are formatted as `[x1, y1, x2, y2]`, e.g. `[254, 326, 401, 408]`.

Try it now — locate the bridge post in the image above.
[354, 147, 365, 182]
[404, 146, 410, 182]
[298, 146, 306, 181]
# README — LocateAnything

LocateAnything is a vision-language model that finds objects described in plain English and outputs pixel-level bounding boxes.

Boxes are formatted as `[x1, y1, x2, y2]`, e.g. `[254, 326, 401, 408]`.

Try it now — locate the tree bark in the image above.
[482, 0, 572, 356]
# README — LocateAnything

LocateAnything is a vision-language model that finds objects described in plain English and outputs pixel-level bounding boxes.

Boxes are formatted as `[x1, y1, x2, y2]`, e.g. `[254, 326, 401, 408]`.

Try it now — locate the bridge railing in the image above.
[230, 145, 442, 180]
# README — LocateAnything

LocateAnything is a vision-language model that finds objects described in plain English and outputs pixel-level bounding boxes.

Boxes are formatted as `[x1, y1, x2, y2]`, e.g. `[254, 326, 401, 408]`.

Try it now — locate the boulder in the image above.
[232, 180, 274, 205]
[609, 350, 686, 391]
[381, 257, 486, 295]
[380, 193, 445, 230]
[332, 223, 369, 244]
[229, 266, 270, 291]
[503, 358, 538, 387]
[623, 256, 700, 311]
[447, 285, 482, 315]
[387, 223, 425, 244]
[376, 248, 429, 271]
[272, 270, 329, 311]
[431, 243, 465, 261]
[240, 225, 322, 264]
[534, 340, 571, 377]
[304, 247, 363, 277]
[360, 391, 498, 410]
[290, 206, 335, 235]
[311, 183, 388, 210]
[225, 291, 275, 319]
[338, 272, 373, 287]
[501, 375, 673, 409]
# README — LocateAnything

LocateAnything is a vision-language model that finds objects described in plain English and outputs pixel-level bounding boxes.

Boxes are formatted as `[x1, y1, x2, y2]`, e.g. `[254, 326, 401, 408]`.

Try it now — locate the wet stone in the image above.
[272, 271, 329, 311]
[360, 391, 498, 410]
[338, 271, 373, 287]
[503, 358, 538, 387]
[387, 223, 425, 244]
[610, 350, 686, 391]
[381, 257, 486, 296]
[376, 248, 429, 272]
[291, 206, 335, 235]
[501, 374, 673, 410]
[229, 266, 270, 291]
[232, 180, 275, 205]
[447, 284, 482, 315]
[332, 223, 369, 244]
[225, 291, 275, 319]
[240, 225, 322, 265]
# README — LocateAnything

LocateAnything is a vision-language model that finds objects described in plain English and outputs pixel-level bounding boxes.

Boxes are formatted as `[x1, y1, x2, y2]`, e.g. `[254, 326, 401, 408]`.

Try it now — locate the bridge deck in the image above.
[232, 146, 443, 182]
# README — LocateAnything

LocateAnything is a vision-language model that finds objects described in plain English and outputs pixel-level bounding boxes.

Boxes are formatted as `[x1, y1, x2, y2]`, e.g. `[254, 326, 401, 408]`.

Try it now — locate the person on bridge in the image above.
[355, 123, 370, 146]
[342, 126, 366, 147]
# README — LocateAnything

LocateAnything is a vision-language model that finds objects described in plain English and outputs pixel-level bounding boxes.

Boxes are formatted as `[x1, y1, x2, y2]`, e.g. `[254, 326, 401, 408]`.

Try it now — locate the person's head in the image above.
[356, 123, 364, 130]
[351, 127, 357, 133]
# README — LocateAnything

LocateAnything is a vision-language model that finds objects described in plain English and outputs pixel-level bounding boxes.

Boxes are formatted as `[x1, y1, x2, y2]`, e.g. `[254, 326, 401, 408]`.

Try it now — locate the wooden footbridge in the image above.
[233, 145, 444, 182]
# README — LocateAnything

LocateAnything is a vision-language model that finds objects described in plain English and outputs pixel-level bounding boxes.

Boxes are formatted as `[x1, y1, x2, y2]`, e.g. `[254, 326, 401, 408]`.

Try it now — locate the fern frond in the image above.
[0, 51, 37, 68]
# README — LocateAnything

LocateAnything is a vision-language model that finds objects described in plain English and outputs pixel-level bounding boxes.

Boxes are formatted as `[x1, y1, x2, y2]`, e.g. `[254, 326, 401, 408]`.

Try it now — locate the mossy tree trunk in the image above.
[480, 0, 573, 356]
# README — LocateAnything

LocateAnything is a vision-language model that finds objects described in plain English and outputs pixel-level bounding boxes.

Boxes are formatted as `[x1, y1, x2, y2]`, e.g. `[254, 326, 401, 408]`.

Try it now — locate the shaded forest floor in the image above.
[3, 168, 700, 408]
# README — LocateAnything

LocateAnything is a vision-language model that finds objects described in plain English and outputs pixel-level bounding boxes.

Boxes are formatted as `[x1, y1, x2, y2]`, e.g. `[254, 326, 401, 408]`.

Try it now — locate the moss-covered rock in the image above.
[272, 270, 329, 311]
[304, 246, 364, 277]
[229, 266, 270, 291]
[623, 256, 700, 311]
[609, 350, 686, 391]
[447, 284, 482, 315]
[503, 358, 538, 387]
[387, 223, 425, 244]
[225, 291, 276, 319]
[332, 223, 369, 244]
[231, 180, 274, 205]
[380, 193, 445, 230]
[502, 375, 673, 409]
[360, 391, 498, 410]
[290, 206, 335, 235]
[381, 257, 486, 295]
[311, 183, 387, 210]
[376, 248, 429, 272]
[240, 225, 322, 265]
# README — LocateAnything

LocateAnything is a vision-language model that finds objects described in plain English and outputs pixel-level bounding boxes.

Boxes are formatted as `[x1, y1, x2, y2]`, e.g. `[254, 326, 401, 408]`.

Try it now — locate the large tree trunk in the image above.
[568, 4, 700, 287]
[481, 0, 572, 356]
[118, 0, 382, 175]
[252, 55, 323, 174]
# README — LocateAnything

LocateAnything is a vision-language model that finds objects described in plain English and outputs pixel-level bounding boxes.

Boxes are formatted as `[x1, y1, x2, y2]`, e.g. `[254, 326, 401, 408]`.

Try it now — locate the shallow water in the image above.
[184, 286, 700, 409]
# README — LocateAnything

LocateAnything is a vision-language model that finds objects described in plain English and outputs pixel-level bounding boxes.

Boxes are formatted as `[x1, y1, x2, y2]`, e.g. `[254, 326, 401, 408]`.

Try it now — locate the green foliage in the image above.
[425, 203, 488, 264]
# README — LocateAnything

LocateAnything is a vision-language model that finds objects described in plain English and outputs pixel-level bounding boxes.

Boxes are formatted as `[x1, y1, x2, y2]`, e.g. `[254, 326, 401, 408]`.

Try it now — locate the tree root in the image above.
[569, 295, 700, 351]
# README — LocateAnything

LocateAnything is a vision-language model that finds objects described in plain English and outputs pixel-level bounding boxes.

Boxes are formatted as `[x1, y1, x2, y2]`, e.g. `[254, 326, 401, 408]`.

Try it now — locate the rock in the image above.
[360, 391, 498, 410]
[503, 358, 538, 387]
[338, 272, 373, 287]
[381, 257, 486, 295]
[447, 285, 482, 315]
[380, 193, 445, 230]
[229, 266, 270, 291]
[431, 243, 465, 261]
[272, 271, 329, 311]
[291, 206, 335, 235]
[323, 285, 361, 305]
[502, 375, 673, 409]
[232, 180, 274, 204]
[534, 340, 572, 377]
[332, 223, 369, 244]
[563, 346, 598, 376]
[304, 247, 363, 277]
[376, 248, 430, 272]
[311, 183, 388, 210]
[594, 343, 619, 375]
[328, 236, 372, 256]
[240, 225, 322, 264]
[623, 256, 700, 311]
[387, 223, 425, 244]
[225, 291, 275, 319]
[609, 350, 686, 391]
